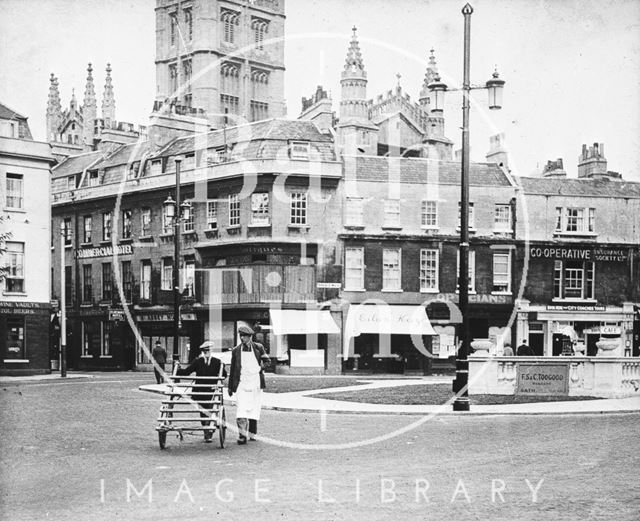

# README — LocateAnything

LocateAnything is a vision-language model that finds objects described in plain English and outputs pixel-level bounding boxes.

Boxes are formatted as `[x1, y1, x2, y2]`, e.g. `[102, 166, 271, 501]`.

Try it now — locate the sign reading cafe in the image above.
[76, 244, 133, 259]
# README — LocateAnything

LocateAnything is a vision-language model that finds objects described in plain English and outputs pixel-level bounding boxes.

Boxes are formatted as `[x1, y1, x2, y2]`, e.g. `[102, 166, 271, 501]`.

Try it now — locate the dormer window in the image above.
[88, 170, 99, 187]
[290, 141, 310, 160]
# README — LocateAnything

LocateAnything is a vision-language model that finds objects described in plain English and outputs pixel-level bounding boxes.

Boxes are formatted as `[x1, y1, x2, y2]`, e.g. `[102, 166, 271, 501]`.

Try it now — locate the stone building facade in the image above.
[154, 0, 286, 128]
[513, 174, 640, 357]
[1, 103, 55, 375]
[50, 119, 343, 372]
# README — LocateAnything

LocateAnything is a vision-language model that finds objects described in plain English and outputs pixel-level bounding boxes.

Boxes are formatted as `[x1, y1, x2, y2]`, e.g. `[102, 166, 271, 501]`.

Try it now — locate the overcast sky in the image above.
[0, 0, 638, 180]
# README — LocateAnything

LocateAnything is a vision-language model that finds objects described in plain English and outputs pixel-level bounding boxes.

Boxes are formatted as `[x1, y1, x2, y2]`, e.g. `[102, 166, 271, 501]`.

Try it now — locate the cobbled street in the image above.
[1, 373, 638, 521]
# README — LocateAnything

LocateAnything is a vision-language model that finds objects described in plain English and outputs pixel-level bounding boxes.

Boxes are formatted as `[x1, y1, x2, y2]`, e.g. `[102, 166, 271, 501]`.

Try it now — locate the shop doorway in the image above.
[528, 333, 544, 356]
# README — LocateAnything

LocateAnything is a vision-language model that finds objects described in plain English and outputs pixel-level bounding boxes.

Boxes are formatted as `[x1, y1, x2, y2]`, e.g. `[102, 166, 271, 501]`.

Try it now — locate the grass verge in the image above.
[311, 384, 601, 405]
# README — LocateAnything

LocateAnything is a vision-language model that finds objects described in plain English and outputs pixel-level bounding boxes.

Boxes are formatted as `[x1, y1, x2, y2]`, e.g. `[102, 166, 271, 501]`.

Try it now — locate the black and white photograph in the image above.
[1, 0, 639, 519]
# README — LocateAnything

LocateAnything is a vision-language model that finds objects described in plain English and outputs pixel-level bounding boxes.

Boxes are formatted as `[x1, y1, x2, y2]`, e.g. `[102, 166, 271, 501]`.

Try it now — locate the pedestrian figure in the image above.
[228, 325, 271, 444]
[151, 340, 167, 384]
[176, 342, 226, 443]
[517, 339, 535, 356]
[502, 342, 514, 356]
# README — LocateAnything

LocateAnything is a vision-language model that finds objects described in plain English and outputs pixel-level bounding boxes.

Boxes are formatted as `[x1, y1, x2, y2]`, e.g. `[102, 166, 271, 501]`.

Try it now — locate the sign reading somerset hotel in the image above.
[529, 246, 629, 262]
[76, 244, 133, 259]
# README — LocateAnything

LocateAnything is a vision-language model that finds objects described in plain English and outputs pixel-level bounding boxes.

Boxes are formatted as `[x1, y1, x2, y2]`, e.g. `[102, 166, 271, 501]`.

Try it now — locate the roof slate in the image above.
[52, 151, 104, 178]
[0, 102, 27, 120]
[156, 119, 332, 159]
[350, 156, 512, 186]
[516, 176, 640, 198]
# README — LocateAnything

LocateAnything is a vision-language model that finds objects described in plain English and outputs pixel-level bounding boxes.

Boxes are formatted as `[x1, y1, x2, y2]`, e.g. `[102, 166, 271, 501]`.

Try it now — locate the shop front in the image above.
[75, 307, 135, 370]
[134, 307, 201, 371]
[342, 304, 436, 374]
[268, 308, 341, 374]
[516, 301, 636, 358]
[0, 301, 51, 376]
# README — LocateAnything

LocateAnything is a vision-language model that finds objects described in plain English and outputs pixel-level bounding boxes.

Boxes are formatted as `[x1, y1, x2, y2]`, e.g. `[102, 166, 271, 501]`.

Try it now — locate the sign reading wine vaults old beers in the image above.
[516, 363, 569, 396]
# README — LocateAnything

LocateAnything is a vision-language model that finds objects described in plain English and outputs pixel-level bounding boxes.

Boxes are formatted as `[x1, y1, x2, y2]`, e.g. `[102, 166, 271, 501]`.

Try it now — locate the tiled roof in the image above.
[516, 176, 640, 198]
[0, 102, 26, 120]
[350, 156, 512, 186]
[155, 119, 333, 159]
[52, 151, 104, 178]
[98, 141, 150, 169]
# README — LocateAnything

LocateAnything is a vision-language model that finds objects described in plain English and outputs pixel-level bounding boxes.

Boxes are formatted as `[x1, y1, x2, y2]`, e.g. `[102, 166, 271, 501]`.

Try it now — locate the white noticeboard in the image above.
[290, 349, 324, 368]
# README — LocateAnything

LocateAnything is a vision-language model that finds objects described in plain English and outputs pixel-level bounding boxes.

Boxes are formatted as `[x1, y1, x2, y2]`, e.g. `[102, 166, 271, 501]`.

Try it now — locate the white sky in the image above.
[0, 0, 638, 180]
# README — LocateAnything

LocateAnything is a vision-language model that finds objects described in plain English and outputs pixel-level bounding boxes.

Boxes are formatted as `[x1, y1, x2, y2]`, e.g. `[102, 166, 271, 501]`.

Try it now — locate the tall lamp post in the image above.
[428, 3, 505, 411]
[59, 222, 68, 378]
[163, 157, 192, 367]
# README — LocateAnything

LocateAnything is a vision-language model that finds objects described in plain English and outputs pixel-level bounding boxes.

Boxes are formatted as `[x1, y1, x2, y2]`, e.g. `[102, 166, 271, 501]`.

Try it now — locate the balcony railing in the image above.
[201, 264, 316, 305]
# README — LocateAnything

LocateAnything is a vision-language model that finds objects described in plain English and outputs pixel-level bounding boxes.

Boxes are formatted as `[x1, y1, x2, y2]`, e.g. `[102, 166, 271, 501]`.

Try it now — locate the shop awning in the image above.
[269, 309, 340, 335]
[345, 304, 436, 336]
[343, 304, 435, 358]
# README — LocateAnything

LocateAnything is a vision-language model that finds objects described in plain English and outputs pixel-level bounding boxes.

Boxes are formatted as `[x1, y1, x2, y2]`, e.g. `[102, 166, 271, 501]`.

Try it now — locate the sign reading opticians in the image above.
[529, 246, 628, 262]
[76, 244, 133, 259]
[516, 363, 569, 396]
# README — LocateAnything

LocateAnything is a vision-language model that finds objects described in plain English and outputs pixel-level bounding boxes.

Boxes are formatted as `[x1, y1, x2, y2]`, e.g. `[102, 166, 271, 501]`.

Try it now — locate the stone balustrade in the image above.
[469, 356, 640, 398]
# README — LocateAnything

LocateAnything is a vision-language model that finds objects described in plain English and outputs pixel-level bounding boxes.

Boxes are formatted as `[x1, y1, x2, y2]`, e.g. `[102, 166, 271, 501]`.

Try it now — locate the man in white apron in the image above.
[228, 326, 271, 444]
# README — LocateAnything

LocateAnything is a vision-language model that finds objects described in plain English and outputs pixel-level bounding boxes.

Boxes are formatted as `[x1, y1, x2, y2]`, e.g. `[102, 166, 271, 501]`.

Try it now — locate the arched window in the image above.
[221, 9, 239, 44]
[251, 18, 269, 50]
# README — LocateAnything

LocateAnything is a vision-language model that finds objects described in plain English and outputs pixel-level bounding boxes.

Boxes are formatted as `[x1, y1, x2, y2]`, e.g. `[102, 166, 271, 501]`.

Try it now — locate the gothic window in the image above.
[184, 8, 193, 41]
[169, 12, 178, 46]
[251, 18, 269, 50]
[220, 95, 239, 123]
[169, 64, 178, 95]
[220, 62, 240, 94]
[251, 69, 269, 100]
[183, 60, 192, 106]
[250, 101, 268, 122]
[221, 9, 239, 44]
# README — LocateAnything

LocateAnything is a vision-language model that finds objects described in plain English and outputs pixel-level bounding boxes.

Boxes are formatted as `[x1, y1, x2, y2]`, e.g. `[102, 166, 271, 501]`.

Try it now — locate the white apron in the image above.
[235, 349, 263, 420]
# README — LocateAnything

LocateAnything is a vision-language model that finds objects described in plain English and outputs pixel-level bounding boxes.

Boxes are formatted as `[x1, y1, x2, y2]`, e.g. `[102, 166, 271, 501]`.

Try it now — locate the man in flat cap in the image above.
[176, 341, 226, 443]
[228, 325, 271, 444]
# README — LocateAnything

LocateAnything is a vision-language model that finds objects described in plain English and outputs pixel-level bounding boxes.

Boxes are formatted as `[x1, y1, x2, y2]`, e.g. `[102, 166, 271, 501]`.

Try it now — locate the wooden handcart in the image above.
[156, 369, 227, 449]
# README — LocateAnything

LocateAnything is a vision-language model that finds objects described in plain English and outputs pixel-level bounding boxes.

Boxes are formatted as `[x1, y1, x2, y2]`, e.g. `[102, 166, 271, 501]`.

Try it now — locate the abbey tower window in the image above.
[221, 9, 239, 44]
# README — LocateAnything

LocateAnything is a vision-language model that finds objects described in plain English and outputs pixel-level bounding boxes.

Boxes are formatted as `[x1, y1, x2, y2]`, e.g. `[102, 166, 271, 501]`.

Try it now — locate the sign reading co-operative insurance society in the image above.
[76, 244, 133, 259]
[516, 363, 569, 396]
[529, 246, 628, 262]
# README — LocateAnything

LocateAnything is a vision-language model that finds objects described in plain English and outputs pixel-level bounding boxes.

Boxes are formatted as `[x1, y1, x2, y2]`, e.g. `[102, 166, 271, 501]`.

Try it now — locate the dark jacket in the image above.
[152, 345, 167, 364]
[228, 341, 270, 394]
[517, 343, 535, 356]
[176, 356, 226, 398]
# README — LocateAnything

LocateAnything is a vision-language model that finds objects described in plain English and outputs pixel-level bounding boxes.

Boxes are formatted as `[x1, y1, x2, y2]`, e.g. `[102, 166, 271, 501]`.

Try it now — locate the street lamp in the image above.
[428, 3, 505, 411]
[162, 157, 192, 366]
[59, 221, 68, 378]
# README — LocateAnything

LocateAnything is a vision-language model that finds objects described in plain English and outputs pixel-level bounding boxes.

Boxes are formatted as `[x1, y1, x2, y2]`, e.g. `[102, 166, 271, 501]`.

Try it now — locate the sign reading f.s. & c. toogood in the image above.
[516, 363, 569, 396]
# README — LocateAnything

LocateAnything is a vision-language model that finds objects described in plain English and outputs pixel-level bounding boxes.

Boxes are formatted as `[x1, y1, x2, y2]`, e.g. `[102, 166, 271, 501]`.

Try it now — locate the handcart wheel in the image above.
[218, 407, 226, 448]
[158, 430, 167, 450]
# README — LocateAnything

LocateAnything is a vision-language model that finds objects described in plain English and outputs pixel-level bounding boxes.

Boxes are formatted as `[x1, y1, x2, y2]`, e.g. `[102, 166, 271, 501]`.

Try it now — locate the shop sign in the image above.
[109, 309, 125, 321]
[0, 301, 50, 315]
[317, 282, 341, 289]
[601, 326, 621, 335]
[76, 244, 133, 259]
[436, 293, 512, 305]
[529, 246, 628, 263]
[516, 363, 569, 396]
[137, 313, 197, 322]
[547, 304, 606, 311]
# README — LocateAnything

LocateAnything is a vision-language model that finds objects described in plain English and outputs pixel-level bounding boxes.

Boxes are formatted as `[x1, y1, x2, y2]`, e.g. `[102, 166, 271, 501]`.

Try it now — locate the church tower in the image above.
[82, 63, 97, 146]
[153, 0, 286, 129]
[337, 26, 378, 155]
[101, 63, 116, 124]
[46, 74, 62, 142]
[418, 49, 439, 113]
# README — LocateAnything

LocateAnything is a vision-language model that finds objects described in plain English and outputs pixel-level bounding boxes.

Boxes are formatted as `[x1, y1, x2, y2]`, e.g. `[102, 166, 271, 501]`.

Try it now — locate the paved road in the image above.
[1, 373, 638, 520]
